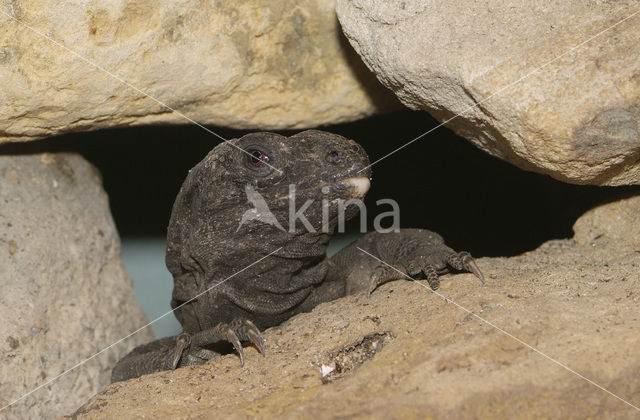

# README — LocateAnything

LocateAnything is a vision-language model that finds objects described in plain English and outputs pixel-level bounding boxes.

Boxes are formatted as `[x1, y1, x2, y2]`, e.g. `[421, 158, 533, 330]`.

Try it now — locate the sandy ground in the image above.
[71, 195, 640, 419]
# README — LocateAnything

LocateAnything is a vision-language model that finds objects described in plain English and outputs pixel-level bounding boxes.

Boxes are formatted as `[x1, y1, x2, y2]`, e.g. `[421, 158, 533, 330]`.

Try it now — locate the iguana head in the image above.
[187, 130, 372, 235]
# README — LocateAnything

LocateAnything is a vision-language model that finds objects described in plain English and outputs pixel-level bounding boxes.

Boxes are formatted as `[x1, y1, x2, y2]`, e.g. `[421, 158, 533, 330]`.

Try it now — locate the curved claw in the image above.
[172, 333, 191, 369]
[225, 327, 244, 366]
[367, 281, 377, 298]
[465, 258, 485, 285]
[245, 320, 265, 356]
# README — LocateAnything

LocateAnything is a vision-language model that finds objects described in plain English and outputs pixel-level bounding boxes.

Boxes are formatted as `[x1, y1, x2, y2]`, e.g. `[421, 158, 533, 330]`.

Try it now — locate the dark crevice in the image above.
[321, 331, 394, 383]
[2, 110, 637, 257]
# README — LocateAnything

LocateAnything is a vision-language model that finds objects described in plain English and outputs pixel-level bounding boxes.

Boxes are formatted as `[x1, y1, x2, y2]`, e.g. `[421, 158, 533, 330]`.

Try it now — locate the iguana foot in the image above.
[173, 319, 265, 368]
[367, 249, 484, 295]
[446, 251, 485, 284]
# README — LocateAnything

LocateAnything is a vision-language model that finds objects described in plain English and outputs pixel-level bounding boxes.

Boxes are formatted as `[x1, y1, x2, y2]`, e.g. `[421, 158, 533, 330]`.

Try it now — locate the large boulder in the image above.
[73, 195, 640, 418]
[0, 150, 153, 419]
[336, 0, 640, 186]
[0, 0, 399, 143]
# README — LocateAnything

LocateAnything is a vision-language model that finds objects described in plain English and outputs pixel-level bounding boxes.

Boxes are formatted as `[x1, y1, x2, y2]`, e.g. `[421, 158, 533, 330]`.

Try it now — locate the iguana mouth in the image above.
[270, 175, 371, 203]
[339, 176, 371, 197]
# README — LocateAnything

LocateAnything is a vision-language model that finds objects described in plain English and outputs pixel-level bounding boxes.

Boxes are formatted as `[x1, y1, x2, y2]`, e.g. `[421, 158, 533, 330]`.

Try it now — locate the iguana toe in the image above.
[244, 320, 265, 356]
[172, 333, 191, 369]
[224, 326, 245, 366]
[446, 251, 485, 284]
[422, 263, 440, 290]
[466, 258, 485, 284]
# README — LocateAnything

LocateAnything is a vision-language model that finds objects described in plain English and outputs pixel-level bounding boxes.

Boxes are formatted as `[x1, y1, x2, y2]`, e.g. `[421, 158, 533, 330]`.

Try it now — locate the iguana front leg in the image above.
[329, 229, 484, 296]
[111, 319, 264, 383]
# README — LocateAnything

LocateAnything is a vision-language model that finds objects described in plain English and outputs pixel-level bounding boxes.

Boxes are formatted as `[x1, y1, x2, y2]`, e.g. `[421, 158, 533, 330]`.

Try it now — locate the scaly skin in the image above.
[111, 130, 483, 383]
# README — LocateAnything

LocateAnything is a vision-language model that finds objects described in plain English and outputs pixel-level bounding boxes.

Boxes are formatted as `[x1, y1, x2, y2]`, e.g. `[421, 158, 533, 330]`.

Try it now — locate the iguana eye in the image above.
[248, 149, 269, 167]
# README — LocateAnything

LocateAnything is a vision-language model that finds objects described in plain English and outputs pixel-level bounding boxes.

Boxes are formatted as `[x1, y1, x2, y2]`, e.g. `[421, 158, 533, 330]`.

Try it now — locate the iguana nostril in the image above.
[327, 150, 340, 163]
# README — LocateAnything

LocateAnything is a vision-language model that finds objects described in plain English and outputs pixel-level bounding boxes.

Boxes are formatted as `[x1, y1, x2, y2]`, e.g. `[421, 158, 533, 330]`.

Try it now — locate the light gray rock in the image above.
[0, 150, 153, 419]
[336, 0, 640, 185]
[0, 0, 399, 143]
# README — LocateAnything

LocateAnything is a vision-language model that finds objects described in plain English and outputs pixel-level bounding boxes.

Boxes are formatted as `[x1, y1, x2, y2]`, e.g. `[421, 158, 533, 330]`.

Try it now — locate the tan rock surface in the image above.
[0, 0, 398, 142]
[73, 195, 640, 419]
[0, 150, 153, 419]
[336, 1, 640, 186]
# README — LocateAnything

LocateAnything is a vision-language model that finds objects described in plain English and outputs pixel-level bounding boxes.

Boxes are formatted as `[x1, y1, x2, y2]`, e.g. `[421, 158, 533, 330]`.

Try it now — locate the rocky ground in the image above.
[72, 195, 640, 419]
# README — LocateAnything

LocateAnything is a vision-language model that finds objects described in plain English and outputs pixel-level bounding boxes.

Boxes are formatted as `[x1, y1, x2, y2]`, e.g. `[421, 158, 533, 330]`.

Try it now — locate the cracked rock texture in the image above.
[0, 150, 153, 419]
[0, 0, 398, 143]
[336, 0, 640, 186]
[73, 195, 640, 418]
